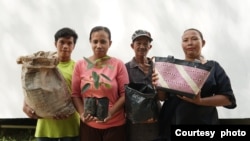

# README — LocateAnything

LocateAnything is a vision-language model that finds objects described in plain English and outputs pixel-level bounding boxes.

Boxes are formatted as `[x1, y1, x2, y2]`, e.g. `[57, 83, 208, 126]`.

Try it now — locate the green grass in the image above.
[0, 128, 35, 141]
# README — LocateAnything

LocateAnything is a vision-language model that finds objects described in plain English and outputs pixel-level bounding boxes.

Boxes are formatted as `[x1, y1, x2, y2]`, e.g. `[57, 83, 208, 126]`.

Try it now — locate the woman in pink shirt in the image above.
[71, 26, 129, 141]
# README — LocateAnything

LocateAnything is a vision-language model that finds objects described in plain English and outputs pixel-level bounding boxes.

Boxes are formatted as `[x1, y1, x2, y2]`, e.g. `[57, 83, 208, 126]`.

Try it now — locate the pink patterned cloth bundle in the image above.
[154, 56, 213, 98]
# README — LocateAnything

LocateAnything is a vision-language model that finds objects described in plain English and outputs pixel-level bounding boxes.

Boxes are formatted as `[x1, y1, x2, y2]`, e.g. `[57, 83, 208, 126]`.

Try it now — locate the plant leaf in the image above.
[100, 73, 111, 81]
[88, 63, 94, 69]
[103, 83, 112, 88]
[94, 56, 111, 65]
[81, 83, 91, 94]
[101, 64, 106, 68]
[107, 64, 114, 70]
[92, 71, 100, 89]
[83, 57, 94, 69]
[94, 58, 102, 64]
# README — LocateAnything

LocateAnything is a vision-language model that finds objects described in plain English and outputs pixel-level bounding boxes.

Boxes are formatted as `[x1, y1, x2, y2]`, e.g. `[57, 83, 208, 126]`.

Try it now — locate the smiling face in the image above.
[90, 30, 112, 59]
[131, 36, 152, 58]
[181, 29, 205, 61]
[55, 36, 75, 62]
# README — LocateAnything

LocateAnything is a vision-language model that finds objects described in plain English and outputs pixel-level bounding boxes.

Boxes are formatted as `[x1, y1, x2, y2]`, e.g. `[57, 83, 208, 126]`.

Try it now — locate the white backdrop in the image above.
[1, 0, 249, 118]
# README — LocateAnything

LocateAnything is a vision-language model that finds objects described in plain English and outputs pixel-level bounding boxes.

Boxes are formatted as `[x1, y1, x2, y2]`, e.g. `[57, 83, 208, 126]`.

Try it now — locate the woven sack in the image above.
[17, 51, 75, 118]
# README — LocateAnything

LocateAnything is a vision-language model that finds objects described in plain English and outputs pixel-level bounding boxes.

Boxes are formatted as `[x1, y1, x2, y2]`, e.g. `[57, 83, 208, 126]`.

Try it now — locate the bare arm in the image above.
[109, 95, 125, 117]
[72, 97, 84, 115]
[99, 95, 125, 123]
[178, 93, 232, 107]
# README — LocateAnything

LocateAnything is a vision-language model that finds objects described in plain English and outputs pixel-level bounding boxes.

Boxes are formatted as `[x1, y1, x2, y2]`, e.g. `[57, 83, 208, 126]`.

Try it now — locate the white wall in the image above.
[1, 0, 249, 118]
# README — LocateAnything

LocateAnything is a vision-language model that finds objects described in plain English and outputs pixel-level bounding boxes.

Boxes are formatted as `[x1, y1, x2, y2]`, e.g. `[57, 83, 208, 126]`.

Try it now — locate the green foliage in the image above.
[100, 74, 111, 81]
[81, 83, 91, 94]
[103, 83, 112, 89]
[81, 56, 112, 94]
[92, 71, 100, 89]
[0, 128, 35, 141]
[84, 57, 94, 69]
[83, 56, 113, 69]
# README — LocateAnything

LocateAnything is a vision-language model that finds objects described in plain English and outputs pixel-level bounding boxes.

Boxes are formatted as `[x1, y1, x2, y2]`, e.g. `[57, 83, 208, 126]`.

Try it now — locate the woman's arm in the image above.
[178, 93, 232, 107]
[102, 95, 125, 122]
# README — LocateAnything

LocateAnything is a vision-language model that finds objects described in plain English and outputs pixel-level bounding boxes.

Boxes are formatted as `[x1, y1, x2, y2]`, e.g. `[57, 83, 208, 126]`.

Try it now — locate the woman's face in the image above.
[181, 30, 205, 60]
[90, 30, 112, 59]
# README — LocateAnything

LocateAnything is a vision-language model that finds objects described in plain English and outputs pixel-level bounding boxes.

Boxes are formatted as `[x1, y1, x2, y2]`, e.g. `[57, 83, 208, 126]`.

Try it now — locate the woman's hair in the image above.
[54, 27, 78, 44]
[184, 28, 205, 60]
[89, 26, 111, 41]
[184, 28, 204, 40]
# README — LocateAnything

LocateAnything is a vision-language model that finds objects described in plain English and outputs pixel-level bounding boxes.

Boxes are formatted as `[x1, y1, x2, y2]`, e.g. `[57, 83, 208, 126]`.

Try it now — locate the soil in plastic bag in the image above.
[96, 97, 109, 121]
[83, 97, 109, 121]
[84, 97, 97, 117]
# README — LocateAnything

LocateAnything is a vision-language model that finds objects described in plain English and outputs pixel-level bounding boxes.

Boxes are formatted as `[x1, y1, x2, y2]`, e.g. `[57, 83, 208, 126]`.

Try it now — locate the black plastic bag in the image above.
[83, 97, 97, 117]
[125, 83, 159, 124]
[96, 97, 109, 121]
[83, 97, 109, 121]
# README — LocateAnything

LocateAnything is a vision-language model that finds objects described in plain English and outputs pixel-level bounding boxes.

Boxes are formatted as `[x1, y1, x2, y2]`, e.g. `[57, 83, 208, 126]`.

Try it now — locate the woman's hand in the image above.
[80, 113, 96, 123]
[177, 92, 202, 105]
[178, 92, 232, 107]
[95, 111, 112, 123]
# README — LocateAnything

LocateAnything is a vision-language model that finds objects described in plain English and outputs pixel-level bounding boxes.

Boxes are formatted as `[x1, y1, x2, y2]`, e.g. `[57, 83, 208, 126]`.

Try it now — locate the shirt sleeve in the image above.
[214, 61, 236, 109]
[116, 59, 129, 97]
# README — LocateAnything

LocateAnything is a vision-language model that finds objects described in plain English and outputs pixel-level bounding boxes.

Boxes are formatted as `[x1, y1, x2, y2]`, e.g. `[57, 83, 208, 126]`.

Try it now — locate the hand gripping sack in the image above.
[154, 56, 213, 98]
[17, 51, 75, 118]
[125, 83, 159, 124]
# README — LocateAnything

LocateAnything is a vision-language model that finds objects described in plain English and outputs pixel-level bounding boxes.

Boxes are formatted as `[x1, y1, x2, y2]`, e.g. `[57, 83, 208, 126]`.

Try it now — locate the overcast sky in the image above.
[1, 0, 249, 119]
